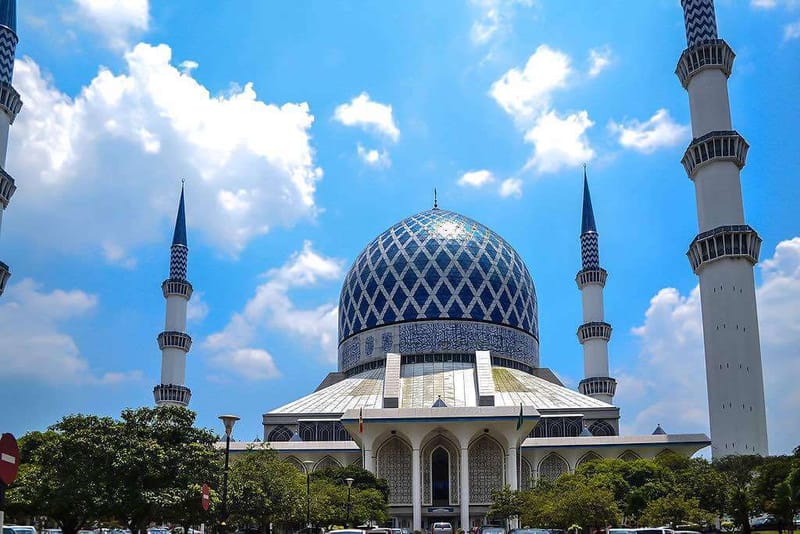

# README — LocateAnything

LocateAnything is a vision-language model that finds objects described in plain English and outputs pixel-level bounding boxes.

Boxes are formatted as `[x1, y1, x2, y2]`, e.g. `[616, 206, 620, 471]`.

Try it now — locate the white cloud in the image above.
[333, 93, 400, 142]
[0, 279, 141, 384]
[618, 237, 800, 455]
[751, 0, 778, 8]
[356, 144, 391, 169]
[498, 177, 523, 198]
[73, 0, 149, 50]
[210, 348, 281, 381]
[458, 169, 496, 188]
[490, 45, 596, 175]
[187, 290, 209, 323]
[204, 241, 344, 378]
[490, 44, 571, 120]
[9, 44, 322, 257]
[469, 0, 534, 46]
[587, 46, 612, 78]
[102, 241, 137, 269]
[608, 108, 690, 154]
[523, 110, 595, 173]
[784, 20, 800, 40]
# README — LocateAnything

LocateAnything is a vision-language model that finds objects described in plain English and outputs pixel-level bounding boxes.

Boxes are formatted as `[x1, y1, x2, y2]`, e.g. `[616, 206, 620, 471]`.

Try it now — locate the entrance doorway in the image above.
[432, 447, 449, 506]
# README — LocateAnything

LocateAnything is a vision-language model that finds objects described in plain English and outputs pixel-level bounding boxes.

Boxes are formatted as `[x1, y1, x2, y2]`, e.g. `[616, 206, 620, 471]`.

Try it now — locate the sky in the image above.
[1, 0, 799, 455]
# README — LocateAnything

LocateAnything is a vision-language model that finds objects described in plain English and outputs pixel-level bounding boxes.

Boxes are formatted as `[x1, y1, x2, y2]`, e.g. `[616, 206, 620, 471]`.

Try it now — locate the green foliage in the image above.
[639, 495, 713, 529]
[517, 475, 619, 529]
[488, 485, 522, 527]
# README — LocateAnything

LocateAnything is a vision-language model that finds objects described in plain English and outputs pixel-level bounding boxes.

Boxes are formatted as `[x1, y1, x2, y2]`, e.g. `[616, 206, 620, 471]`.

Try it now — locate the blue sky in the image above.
[1, 0, 799, 454]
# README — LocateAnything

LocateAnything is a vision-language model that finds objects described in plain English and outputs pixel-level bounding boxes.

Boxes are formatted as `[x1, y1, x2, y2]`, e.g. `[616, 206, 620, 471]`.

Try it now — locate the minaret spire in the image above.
[677, 0, 768, 457]
[0, 0, 23, 297]
[154, 184, 194, 407]
[576, 169, 616, 407]
[433, 188, 438, 209]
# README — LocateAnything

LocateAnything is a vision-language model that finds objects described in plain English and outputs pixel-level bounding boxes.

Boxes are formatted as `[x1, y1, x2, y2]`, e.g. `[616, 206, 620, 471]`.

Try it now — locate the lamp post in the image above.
[303, 460, 314, 531]
[218, 414, 240, 533]
[345, 477, 354, 527]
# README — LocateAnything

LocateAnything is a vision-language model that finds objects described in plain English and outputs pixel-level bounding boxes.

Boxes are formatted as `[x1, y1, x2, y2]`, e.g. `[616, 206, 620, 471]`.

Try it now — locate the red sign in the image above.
[0, 433, 20, 486]
[201, 483, 210, 511]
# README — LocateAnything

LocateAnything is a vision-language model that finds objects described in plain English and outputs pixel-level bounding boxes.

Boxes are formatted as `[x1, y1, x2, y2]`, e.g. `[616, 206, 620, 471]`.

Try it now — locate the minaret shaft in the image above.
[576, 171, 615, 405]
[678, 0, 768, 457]
[154, 187, 193, 407]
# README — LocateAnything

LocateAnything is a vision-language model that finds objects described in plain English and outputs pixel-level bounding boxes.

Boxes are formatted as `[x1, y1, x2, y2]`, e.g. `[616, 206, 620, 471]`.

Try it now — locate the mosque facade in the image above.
[144, 0, 770, 530]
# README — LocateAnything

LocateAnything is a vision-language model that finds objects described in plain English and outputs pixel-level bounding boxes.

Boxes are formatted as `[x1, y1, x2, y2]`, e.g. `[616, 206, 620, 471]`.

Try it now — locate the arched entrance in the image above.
[431, 447, 449, 506]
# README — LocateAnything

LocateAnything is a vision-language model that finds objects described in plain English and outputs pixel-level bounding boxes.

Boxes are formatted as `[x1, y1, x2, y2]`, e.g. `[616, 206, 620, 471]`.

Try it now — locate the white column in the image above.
[363, 447, 374, 473]
[412, 446, 422, 531]
[460, 446, 470, 531]
[506, 446, 518, 490]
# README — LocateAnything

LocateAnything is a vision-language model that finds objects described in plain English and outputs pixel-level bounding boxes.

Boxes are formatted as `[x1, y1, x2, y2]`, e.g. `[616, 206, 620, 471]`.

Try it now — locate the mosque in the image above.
[0, 0, 767, 531]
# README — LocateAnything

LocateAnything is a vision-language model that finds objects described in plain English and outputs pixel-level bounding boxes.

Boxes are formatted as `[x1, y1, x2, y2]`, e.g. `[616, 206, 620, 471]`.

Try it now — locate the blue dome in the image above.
[339, 208, 538, 343]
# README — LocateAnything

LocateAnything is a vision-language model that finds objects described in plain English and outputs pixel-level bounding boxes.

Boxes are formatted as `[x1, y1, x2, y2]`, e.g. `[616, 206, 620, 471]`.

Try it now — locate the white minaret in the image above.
[0, 0, 23, 297]
[576, 168, 616, 405]
[154, 185, 193, 406]
[677, 0, 768, 457]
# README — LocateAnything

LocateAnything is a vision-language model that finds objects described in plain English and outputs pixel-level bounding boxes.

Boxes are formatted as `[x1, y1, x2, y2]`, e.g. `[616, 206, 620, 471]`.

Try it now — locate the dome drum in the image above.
[338, 319, 539, 374]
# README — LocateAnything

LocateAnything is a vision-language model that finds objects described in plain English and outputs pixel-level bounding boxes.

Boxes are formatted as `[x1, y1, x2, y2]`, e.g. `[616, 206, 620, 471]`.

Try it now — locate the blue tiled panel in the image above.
[338, 209, 538, 342]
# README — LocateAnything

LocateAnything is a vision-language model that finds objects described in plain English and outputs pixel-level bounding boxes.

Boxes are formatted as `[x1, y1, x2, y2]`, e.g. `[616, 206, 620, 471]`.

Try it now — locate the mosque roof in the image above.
[267, 362, 611, 416]
[338, 208, 538, 343]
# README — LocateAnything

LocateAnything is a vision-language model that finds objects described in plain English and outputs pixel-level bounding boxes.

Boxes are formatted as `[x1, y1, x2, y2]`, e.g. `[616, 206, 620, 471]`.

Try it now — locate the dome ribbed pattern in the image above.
[339, 209, 538, 342]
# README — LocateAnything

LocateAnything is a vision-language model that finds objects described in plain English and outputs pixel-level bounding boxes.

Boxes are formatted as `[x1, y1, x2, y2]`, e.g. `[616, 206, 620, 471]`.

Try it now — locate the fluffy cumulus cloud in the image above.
[490, 45, 595, 176]
[0, 279, 141, 384]
[587, 46, 612, 78]
[617, 237, 800, 454]
[356, 144, 391, 169]
[608, 108, 690, 154]
[333, 92, 400, 142]
[204, 241, 344, 379]
[470, 0, 534, 46]
[458, 169, 496, 188]
[785, 20, 800, 40]
[73, 0, 150, 50]
[9, 44, 322, 258]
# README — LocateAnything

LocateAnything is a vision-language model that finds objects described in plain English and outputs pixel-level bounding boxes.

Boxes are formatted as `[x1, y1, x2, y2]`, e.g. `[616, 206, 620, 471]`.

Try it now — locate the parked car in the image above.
[510, 529, 550, 534]
[634, 530, 674, 534]
[750, 515, 779, 531]
[5, 526, 38, 534]
[432, 524, 453, 534]
[477, 527, 504, 534]
[329, 530, 366, 534]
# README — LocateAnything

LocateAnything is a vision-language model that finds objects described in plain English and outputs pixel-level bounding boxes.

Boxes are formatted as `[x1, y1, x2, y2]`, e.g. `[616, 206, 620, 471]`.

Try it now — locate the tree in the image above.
[488, 486, 522, 529]
[109, 406, 219, 534]
[5, 416, 120, 534]
[227, 445, 305, 532]
[714, 455, 765, 534]
[640, 495, 713, 529]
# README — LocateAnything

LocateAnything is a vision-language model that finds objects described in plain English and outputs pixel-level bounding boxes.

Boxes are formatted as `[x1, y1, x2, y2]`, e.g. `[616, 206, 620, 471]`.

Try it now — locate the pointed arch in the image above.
[576, 451, 602, 469]
[422, 434, 460, 505]
[267, 425, 293, 442]
[656, 448, 677, 458]
[520, 456, 534, 490]
[285, 456, 306, 472]
[350, 457, 363, 468]
[588, 420, 615, 437]
[376, 436, 413, 505]
[314, 455, 341, 471]
[618, 450, 641, 461]
[468, 434, 504, 504]
[538, 453, 568, 482]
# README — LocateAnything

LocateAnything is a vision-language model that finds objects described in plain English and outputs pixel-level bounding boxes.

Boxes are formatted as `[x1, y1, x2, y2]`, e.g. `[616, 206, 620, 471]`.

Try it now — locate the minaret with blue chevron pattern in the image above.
[576, 168, 615, 405]
[0, 0, 23, 297]
[677, 0, 768, 457]
[154, 184, 194, 406]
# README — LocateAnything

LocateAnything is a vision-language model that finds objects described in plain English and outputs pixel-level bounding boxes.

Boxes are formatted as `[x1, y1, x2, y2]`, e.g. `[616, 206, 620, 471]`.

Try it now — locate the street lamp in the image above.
[303, 460, 315, 531]
[218, 414, 240, 533]
[345, 477, 354, 528]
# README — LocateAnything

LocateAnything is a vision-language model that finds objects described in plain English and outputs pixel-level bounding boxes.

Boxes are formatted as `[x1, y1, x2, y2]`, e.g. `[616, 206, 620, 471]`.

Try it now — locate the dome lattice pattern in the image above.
[339, 209, 538, 342]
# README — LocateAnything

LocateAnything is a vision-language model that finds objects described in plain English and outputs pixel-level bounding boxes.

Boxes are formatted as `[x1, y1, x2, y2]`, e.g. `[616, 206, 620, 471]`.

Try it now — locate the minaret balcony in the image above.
[687, 224, 761, 274]
[0, 82, 22, 124]
[577, 321, 612, 343]
[0, 260, 10, 296]
[0, 167, 15, 208]
[675, 38, 734, 89]
[153, 384, 192, 406]
[157, 330, 193, 352]
[161, 278, 193, 299]
[579, 376, 617, 398]
[575, 268, 607, 289]
[681, 130, 748, 179]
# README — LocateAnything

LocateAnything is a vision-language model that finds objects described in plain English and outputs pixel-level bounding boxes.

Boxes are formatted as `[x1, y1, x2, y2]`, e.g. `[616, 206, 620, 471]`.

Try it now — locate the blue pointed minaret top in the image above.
[172, 183, 187, 247]
[581, 166, 597, 235]
[0, 0, 16, 32]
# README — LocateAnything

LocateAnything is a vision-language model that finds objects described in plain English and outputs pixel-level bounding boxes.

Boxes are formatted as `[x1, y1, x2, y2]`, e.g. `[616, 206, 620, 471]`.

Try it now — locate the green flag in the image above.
[516, 403, 523, 430]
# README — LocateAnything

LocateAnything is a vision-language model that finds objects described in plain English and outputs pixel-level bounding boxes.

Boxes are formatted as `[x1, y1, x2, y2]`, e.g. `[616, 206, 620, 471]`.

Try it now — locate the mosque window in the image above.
[538, 454, 568, 482]
[618, 450, 641, 462]
[588, 420, 616, 437]
[377, 437, 413, 504]
[576, 451, 602, 468]
[469, 435, 504, 503]
[267, 425, 293, 442]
